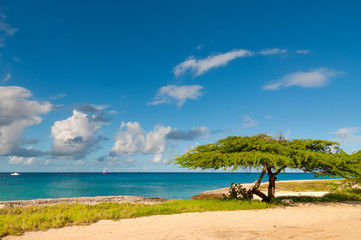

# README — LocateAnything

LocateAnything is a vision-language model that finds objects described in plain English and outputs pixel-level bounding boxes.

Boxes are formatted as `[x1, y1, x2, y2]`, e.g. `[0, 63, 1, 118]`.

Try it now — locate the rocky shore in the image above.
[0, 195, 167, 208]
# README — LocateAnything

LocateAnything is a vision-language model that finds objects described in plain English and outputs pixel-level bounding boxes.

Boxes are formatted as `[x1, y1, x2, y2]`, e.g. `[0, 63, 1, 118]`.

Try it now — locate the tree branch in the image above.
[275, 166, 286, 176]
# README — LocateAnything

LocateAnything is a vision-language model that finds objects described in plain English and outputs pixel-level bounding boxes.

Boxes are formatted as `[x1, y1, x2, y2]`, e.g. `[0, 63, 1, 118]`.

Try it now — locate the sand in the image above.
[5, 202, 361, 240]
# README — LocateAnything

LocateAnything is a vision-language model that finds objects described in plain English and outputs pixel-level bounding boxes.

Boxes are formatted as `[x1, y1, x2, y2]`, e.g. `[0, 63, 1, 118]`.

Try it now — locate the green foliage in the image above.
[0, 199, 271, 238]
[342, 150, 361, 183]
[226, 183, 253, 200]
[172, 134, 347, 176]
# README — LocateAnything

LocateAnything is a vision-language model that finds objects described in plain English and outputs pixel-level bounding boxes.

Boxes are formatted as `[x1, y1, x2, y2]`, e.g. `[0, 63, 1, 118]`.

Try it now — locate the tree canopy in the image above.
[173, 134, 350, 201]
[343, 150, 361, 183]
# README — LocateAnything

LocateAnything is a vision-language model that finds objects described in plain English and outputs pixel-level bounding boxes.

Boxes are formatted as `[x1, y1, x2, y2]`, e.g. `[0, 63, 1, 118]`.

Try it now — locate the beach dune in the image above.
[5, 202, 361, 240]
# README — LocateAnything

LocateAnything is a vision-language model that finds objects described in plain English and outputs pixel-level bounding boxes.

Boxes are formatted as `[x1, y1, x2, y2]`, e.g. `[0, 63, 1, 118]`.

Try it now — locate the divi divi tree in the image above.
[172, 134, 347, 202]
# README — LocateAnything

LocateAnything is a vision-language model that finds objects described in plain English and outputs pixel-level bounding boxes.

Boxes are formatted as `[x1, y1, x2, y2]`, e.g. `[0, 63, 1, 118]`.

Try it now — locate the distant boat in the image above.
[11, 172, 20, 176]
[102, 170, 110, 174]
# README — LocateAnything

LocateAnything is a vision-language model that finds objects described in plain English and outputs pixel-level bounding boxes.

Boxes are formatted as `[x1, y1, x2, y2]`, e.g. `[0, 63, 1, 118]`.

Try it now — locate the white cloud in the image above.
[174, 49, 253, 77]
[0, 17, 18, 47]
[262, 68, 339, 90]
[166, 127, 208, 140]
[242, 115, 258, 128]
[111, 122, 172, 163]
[111, 122, 208, 163]
[8, 156, 50, 165]
[2, 73, 11, 82]
[330, 127, 361, 147]
[196, 44, 204, 50]
[51, 110, 106, 159]
[296, 50, 311, 54]
[48, 93, 66, 100]
[0, 86, 52, 156]
[75, 103, 110, 113]
[259, 48, 287, 55]
[149, 85, 203, 107]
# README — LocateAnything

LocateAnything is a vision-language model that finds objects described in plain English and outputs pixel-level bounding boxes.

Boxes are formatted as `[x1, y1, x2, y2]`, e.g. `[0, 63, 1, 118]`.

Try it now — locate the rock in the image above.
[281, 199, 293, 204]
[0, 196, 168, 208]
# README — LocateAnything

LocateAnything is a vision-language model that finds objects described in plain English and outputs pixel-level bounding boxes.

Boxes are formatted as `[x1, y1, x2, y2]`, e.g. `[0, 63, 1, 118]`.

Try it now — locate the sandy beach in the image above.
[5, 202, 361, 240]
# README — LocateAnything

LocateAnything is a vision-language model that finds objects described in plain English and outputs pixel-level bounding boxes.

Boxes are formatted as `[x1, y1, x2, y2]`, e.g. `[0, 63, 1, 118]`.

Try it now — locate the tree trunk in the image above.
[250, 165, 285, 202]
[267, 175, 276, 200]
[251, 164, 267, 192]
[250, 164, 270, 202]
[266, 166, 285, 200]
[253, 189, 269, 202]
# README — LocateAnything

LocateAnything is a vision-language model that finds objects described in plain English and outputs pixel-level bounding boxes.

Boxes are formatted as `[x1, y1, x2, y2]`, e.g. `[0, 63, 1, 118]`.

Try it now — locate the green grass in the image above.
[0, 199, 271, 238]
[258, 179, 343, 192]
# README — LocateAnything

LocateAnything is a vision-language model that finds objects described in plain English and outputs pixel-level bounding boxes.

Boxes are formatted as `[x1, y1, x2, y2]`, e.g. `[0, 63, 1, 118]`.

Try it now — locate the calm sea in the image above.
[0, 172, 330, 201]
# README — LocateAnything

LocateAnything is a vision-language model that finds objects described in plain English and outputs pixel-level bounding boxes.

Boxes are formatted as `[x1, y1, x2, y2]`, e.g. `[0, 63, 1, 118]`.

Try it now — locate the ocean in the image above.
[0, 172, 331, 201]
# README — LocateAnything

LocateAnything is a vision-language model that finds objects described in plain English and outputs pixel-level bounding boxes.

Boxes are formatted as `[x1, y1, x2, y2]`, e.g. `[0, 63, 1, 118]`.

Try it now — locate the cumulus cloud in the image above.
[242, 115, 258, 128]
[259, 48, 287, 55]
[166, 127, 208, 140]
[0, 16, 18, 47]
[51, 110, 107, 159]
[8, 156, 50, 166]
[2, 73, 11, 82]
[111, 122, 208, 163]
[262, 68, 339, 90]
[296, 49, 311, 54]
[330, 127, 361, 147]
[111, 122, 172, 163]
[0, 86, 52, 156]
[174, 49, 253, 77]
[149, 85, 203, 107]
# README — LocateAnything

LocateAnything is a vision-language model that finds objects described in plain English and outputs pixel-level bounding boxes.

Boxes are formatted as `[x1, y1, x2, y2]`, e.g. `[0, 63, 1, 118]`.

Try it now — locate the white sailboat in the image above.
[11, 172, 20, 176]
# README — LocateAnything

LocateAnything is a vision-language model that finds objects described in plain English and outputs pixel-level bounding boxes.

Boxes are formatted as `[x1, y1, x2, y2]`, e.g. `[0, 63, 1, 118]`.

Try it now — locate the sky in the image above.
[0, 0, 360, 172]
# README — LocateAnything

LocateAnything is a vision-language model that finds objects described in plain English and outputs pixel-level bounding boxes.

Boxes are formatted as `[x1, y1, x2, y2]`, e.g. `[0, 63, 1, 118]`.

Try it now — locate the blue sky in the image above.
[0, 0, 360, 172]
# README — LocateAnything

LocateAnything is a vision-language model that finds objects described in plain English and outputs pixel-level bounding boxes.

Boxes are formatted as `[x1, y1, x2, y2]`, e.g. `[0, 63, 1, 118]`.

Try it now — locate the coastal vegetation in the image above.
[0, 199, 270, 237]
[172, 134, 360, 202]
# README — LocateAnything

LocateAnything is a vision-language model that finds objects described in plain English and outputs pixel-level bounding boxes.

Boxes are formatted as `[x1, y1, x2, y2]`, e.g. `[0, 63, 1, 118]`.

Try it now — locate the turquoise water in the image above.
[0, 172, 331, 201]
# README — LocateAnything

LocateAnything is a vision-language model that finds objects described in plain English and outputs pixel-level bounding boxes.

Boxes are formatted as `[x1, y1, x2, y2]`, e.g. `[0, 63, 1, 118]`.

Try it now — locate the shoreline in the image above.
[0, 196, 167, 208]
[0, 179, 337, 208]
